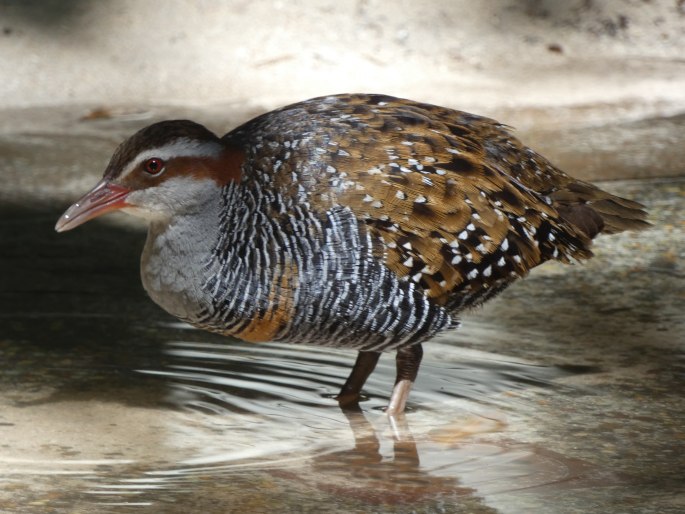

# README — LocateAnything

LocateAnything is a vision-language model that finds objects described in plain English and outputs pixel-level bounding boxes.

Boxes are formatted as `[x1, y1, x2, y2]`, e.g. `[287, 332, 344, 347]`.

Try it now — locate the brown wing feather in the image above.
[289, 96, 592, 306]
[227, 94, 647, 310]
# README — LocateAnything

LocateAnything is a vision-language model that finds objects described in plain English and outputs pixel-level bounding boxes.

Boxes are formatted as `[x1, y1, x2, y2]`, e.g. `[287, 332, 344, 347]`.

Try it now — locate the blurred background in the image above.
[1, 0, 684, 188]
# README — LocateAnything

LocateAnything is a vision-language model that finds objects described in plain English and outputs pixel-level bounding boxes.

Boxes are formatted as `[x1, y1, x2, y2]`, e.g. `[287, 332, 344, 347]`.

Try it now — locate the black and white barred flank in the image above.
[194, 182, 455, 351]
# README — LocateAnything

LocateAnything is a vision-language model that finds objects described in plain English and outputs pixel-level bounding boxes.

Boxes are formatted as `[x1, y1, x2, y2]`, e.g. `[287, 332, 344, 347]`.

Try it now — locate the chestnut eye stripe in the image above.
[117, 139, 224, 180]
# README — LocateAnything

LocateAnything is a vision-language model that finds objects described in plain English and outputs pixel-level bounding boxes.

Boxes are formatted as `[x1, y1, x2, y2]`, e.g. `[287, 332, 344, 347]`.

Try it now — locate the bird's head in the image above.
[55, 120, 241, 232]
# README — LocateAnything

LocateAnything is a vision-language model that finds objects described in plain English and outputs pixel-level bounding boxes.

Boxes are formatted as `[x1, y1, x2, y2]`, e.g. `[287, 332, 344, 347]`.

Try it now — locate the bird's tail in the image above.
[551, 181, 650, 239]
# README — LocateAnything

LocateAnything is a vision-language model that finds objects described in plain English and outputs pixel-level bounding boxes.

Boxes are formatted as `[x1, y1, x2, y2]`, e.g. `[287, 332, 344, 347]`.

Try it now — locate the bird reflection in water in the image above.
[84, 340, 623, 511]
[307, 406, 484, 507]
[137, 339, 500, 506]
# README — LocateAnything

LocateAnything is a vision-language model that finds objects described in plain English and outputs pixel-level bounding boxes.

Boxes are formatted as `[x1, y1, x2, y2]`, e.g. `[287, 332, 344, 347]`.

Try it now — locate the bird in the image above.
[55, 94, 649, 415]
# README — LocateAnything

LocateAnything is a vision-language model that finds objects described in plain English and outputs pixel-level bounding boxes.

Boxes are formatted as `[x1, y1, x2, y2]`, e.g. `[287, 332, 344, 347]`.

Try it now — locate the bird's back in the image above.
[221, 94, 648, 316]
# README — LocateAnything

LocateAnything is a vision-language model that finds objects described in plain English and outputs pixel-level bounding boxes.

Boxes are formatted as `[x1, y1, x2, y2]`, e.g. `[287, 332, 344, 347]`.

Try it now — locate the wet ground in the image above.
[0, 109, 684, 513]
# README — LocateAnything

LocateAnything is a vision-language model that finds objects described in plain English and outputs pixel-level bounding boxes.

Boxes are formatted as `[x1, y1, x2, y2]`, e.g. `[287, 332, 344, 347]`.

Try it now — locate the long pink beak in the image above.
[55, 180, 131, 232]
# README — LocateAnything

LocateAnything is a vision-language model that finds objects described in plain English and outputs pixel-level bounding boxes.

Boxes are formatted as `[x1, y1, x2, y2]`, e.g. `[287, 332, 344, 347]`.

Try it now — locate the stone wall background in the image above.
[1, 0, 684, 180]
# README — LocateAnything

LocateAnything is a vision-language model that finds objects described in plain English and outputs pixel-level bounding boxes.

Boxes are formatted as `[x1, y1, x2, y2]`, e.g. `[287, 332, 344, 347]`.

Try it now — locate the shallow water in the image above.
[0, 324, 614, 513]
[1, 150, 684, 511]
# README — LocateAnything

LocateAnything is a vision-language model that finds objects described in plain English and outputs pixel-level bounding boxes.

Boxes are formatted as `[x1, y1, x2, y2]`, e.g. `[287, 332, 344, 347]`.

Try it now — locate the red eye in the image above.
[143, 158, 165, 175]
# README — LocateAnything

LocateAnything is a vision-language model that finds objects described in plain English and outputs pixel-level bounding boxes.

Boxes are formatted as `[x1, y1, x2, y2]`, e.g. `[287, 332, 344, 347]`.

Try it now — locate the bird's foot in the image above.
[385, 379, 414, 416]
[336, 391, 363, 410]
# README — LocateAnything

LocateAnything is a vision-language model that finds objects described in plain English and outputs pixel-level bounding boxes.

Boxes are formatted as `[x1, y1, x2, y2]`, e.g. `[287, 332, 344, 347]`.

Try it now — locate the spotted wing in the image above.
[226, 94, 595, 311]
[316, 96, 597, 307]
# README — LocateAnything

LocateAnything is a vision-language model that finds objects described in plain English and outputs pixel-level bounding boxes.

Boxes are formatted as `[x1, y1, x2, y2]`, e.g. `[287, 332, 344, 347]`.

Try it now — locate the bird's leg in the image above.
[386, 344, 423, 416]
[336, 351, 381, 409]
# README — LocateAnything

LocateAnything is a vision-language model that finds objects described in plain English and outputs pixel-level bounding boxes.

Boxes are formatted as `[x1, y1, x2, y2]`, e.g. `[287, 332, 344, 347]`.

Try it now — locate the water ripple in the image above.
[66, 335, 608, 510]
